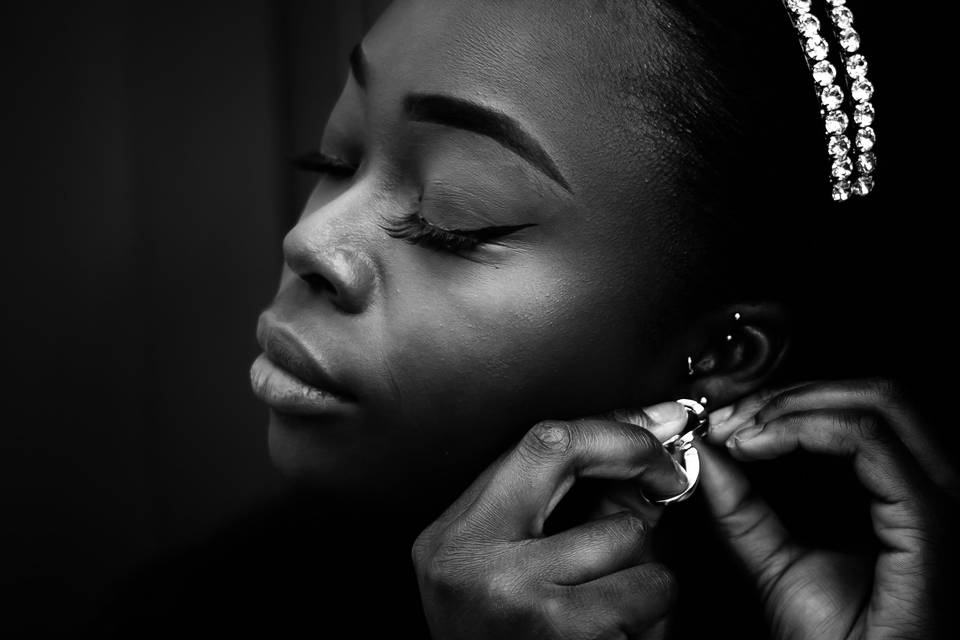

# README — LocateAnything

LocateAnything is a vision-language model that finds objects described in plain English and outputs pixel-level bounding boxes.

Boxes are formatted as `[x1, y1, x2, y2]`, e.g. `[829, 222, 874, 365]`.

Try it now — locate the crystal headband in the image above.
[782, 0, 876, 202]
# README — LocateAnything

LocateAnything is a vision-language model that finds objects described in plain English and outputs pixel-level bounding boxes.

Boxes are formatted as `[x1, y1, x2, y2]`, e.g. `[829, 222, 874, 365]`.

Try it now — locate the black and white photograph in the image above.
[3, 1, 957, 637]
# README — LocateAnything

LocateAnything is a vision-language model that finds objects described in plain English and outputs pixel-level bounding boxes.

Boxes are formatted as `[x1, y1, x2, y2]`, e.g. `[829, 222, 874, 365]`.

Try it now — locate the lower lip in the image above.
[250, 354, 355, 416]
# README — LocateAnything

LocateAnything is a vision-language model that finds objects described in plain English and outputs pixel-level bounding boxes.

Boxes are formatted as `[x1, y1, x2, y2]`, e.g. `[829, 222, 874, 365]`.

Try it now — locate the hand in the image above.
[412, 403, 693, 640]
[700, 379, 959, 640]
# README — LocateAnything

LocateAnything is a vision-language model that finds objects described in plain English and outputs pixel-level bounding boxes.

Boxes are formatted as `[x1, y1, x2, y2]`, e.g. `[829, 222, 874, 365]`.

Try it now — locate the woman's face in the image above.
[253, 0, 689, 511]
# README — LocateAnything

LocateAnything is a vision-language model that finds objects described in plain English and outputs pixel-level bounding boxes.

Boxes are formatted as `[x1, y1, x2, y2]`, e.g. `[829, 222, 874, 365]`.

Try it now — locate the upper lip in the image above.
[256, 316, 354, 400]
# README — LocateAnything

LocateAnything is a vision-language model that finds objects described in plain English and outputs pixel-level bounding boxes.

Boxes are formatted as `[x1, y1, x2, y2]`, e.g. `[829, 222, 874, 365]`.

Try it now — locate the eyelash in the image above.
[378, 211, 492, 253]
[293, 150, 359, 179]
[293, 150, 534, 254]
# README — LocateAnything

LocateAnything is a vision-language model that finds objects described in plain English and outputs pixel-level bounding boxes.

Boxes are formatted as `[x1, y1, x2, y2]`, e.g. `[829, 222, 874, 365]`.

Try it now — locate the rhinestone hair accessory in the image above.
[782, 0, 876, 202]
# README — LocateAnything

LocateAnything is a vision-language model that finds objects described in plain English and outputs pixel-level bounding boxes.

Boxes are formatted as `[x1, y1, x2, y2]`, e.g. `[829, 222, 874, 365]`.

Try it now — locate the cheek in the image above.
[378, 254, 645, 451]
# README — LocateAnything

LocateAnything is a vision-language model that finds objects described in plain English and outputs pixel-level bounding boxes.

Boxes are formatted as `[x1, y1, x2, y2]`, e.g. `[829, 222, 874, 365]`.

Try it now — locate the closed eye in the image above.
[380, 210, 537, 255]
[292, 151, 358, 179]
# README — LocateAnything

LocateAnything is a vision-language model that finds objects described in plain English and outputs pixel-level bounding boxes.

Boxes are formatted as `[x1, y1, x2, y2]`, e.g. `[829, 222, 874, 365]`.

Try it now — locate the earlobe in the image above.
[686, 303, 791, 408]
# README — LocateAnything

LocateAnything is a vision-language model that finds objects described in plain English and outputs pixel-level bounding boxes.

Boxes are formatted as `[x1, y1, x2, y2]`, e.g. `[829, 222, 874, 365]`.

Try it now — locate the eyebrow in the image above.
[404, 93, 572, 193]
[348, 44, 572, 194]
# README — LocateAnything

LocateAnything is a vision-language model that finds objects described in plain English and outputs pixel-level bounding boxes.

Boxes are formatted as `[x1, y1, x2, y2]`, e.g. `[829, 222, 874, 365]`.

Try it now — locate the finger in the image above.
[557, 563, 677, 638]
[706, 381, 815, 445]
[534, 510, 650, 584]
[422, 403, 688, 546]
[605, 401, 691, 442]
[697, 443, 802, 593]
[590, 482, 666, 526]
[750, 379, 958, 493]
[464, 419, 689, 540]
[727, 409, 936, 513]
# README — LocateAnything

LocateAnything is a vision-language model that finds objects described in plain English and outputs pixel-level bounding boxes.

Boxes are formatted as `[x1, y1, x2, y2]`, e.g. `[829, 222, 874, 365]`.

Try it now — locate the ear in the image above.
[679, 302, 791, 408]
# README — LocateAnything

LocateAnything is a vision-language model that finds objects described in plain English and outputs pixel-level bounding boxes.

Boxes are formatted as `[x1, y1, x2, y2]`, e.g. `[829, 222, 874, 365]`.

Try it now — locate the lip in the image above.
[251, 317, 356, 416]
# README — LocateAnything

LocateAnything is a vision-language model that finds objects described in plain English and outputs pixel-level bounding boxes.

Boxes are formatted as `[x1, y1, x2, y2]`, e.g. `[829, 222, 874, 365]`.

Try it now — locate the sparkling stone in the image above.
[828, 135, 851, 157]
[852, 79, 874, 102]
[825, 110, 849, 134]
[805, 35, 829, 60]
[787, 0, 812, 13]
[813, 60, 837, 86]
[796, 13, 821, 37]
[854, 102, 875, 126]
[831, 6, 854, 28]
[821, 85, 845, 110]
[833, 180, 852, 202]
[846, 54, 868, 78]
[839, 28, 861, 52]
[854, 175, 875, 196]
[856, 127, 876, 151]
[832, 156, 853, 179]
[857, 152, 877, 174]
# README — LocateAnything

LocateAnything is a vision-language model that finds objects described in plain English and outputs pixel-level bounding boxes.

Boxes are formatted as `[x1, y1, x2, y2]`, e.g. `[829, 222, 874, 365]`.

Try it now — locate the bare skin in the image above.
[413, 403, 691, 640]
[701, 379, 958, 640]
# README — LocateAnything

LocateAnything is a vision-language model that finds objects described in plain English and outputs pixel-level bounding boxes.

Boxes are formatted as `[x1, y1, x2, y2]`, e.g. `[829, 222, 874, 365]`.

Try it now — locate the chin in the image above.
[267, 410, 353, 481]
[265, 409, 473, 523]
[266, 410, 409, 504]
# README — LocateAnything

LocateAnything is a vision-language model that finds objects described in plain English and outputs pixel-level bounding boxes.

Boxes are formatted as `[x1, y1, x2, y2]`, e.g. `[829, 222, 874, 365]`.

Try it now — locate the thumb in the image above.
[606, 401, 691, 443]
[696, 442, 801, 592]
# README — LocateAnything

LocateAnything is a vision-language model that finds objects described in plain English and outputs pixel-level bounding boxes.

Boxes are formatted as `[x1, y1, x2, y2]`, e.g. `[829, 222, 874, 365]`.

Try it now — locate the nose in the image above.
[282, 213, 378, 314]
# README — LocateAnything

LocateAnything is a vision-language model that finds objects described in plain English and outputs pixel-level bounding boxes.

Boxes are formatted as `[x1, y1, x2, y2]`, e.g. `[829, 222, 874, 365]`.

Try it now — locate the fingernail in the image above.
[728, 424, 764, 447]
[708, 405, 735, 428]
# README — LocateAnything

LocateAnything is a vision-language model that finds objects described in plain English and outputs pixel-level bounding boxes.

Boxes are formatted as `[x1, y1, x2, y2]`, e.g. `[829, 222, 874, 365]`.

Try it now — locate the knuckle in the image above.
[411, 520, 447, 568]
[838, 411, 887, 445]
[757, 384, 795, 411]
[837, 410, 869, 440]
[763, 389, 793, 416]
[420, 554, 452, 588]
[537, 594, 568, 629]
[522, 420, 572, 458]
[480, 569, 526, 611]
[416, 538, 468, 589]
[411, 532, 431, 568]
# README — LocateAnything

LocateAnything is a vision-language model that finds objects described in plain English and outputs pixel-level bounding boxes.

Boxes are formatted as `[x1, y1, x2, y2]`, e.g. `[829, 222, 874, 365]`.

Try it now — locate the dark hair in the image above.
[630, 0, 891, 379]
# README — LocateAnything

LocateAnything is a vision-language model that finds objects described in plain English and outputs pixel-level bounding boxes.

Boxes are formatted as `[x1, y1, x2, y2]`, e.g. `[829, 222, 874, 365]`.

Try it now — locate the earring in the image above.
[728, 311, 742, 341]
[643, 397, 709, 506]
[690, 312, 741, 376]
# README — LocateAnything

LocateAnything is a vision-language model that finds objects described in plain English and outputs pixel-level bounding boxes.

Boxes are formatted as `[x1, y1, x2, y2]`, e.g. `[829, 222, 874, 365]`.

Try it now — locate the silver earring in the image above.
[644, 397, 709, 506]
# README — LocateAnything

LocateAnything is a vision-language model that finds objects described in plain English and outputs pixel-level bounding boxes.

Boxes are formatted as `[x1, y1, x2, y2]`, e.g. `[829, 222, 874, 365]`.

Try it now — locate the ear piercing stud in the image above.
[688, 311, 742, 377]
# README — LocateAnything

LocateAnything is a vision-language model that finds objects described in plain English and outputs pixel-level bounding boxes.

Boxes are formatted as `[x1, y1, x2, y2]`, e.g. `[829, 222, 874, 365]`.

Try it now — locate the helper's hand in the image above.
[413, 403, 691, 640]
[700, 379, 959, 640]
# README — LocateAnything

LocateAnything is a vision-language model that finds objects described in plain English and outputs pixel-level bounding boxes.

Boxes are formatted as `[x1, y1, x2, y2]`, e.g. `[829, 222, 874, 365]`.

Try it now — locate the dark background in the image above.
[1, 1, 955, 637]
[2, 1, 389, 633]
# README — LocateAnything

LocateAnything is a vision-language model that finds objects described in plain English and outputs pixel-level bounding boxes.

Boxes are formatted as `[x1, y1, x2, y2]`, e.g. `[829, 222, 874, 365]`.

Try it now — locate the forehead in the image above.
[362, 0, 675, 209]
